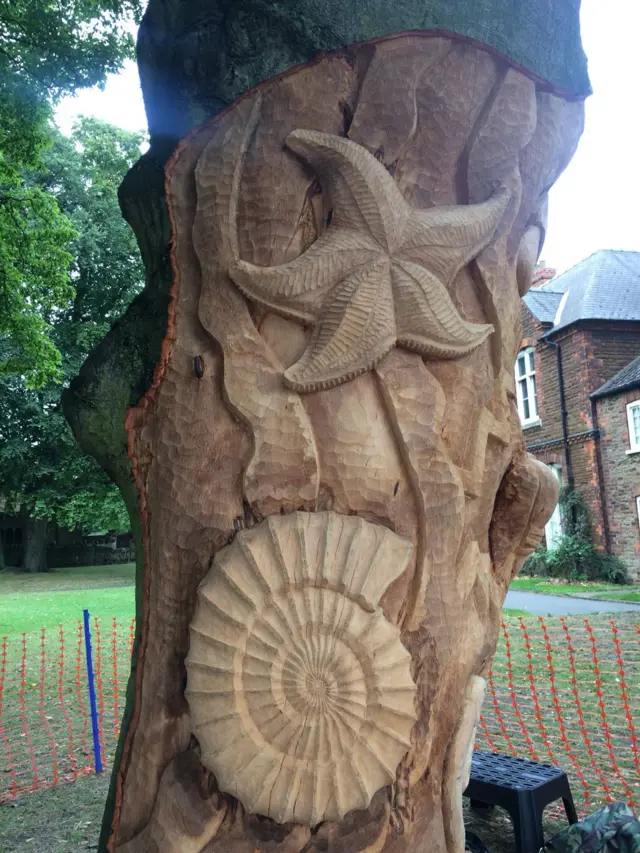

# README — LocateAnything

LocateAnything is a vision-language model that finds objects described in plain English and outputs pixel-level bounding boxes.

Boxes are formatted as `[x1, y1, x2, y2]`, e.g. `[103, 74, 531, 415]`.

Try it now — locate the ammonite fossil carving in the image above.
[185, 511, 417, 825]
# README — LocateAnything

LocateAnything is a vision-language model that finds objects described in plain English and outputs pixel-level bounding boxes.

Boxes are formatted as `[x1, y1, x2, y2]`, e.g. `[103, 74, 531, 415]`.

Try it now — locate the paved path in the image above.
[505, 589, 640, 616]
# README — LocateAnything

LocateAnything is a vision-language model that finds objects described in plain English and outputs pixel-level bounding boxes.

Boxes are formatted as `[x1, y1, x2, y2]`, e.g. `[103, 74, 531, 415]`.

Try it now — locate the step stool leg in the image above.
[562, 795, 578, 825]
[510, 797, 545, 853]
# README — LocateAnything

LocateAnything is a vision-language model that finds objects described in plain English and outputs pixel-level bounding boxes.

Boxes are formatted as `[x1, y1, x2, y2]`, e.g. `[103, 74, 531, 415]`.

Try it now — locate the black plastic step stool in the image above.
[463, 751, 578, 853]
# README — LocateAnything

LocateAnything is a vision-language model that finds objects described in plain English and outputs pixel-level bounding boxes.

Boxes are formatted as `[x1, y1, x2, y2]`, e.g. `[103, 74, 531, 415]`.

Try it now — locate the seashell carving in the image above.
[185, 511, 417, 826]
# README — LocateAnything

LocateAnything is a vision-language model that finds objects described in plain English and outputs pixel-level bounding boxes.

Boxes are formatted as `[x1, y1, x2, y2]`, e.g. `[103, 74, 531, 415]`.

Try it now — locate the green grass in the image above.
[510, 576, 640, 598]
[588, 590, 640, 601]
[0, 587, 134, 640]
[0, 563, 135, 640]
[0, 772, 111, 853]
[0, 562, 135, 595]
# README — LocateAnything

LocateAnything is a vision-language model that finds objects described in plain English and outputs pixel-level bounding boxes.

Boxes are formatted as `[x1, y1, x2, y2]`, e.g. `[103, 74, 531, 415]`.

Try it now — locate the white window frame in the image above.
[515, 347, 539, 426]
[627, 400, 640, 452]
[636, 495, 640, 529]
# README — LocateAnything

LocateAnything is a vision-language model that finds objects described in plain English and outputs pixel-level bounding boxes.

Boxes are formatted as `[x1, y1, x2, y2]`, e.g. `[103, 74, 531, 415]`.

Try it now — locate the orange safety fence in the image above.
[476, 615, 640, 816]
[0, 617, 135, 800]
[0, 613, 638, 815]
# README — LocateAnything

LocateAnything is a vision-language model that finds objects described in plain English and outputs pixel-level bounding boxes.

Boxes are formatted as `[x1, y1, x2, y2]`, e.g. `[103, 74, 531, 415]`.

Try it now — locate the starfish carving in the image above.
[229, 130, 509, 392]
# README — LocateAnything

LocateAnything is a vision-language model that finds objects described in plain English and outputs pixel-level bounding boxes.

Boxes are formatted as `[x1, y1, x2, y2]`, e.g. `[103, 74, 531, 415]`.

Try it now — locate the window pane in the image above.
[518, 378, 530, 421]
[530, 374, 538, 419]
[516, 353, 526, 378]
[527, 349, 535, 373]
[632, 406, 640, 444]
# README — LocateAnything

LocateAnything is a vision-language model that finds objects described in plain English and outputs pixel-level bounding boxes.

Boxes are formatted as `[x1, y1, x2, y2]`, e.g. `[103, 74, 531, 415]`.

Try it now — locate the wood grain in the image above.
[186, 512, 416, 825]
[113, 34, 583, 853]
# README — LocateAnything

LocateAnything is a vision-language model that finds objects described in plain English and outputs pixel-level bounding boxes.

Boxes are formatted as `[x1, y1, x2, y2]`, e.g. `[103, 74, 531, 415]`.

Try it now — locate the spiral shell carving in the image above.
[185, 511, 417, 826]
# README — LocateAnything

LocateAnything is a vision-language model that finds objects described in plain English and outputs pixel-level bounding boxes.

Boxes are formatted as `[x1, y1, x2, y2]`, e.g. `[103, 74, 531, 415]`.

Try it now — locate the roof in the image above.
[591, 355, 640, 400]
[542, 249, 640, 330]
[523, 250, 640, 333]
[522, 289, 564, 323]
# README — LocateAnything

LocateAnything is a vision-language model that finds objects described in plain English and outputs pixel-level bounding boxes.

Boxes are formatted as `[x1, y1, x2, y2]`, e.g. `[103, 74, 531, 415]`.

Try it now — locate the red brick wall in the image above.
[518, 308, 640, 560]
[596, 390, 640, 580]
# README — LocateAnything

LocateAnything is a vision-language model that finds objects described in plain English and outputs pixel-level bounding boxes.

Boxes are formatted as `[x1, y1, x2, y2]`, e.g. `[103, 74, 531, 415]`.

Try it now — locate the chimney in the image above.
[531, 261, 556, 288]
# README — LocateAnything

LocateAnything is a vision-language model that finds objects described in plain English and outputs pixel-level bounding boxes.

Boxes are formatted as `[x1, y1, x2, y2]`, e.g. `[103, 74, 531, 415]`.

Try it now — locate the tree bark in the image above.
[62, 7, 586, 853]
[22, 517, 48, 572]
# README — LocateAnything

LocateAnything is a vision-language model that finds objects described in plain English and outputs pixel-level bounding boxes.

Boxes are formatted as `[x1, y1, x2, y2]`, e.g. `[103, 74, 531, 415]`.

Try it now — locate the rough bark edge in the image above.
[96, 29, 588, 852]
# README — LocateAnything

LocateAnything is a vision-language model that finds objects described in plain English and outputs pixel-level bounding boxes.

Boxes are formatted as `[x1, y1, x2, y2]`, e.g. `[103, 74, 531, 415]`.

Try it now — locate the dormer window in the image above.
[515, 347, 539, 426]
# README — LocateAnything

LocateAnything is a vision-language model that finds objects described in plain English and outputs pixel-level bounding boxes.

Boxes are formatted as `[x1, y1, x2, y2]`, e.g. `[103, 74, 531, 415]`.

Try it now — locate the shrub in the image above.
[521, 488, 629, 584]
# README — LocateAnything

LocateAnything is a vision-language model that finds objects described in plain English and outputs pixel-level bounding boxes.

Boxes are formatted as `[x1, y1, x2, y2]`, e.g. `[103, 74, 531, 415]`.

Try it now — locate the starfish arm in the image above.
[396, 187, 510, 283]
[283, 258, 397, 393]
[229, 228, 380, 322]
[392, 261, 494, 358]
[286, 130, 408, 253]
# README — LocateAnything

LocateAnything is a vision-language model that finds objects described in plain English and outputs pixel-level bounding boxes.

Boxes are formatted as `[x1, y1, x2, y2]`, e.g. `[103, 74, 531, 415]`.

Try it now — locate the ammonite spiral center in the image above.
[185, 511, 417, 826]
[305, 674, 334, 701]
[243, 593, 368, 753]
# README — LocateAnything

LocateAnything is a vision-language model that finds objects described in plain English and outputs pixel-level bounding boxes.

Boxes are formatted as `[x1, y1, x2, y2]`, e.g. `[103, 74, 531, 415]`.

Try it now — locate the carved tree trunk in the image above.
[64, 10, 587, 853]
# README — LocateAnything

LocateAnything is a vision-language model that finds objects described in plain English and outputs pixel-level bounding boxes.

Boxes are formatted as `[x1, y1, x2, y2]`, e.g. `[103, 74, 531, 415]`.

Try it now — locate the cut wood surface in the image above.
[113, 34, 584, 853]
[186, 512, 416, 826]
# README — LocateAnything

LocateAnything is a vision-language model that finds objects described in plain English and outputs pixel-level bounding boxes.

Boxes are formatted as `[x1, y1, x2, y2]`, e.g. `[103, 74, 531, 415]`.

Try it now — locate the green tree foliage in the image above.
[0, 119, 146, 541]
[1, 0, 140, 165]
[0, 167, 76, 386]
[0, 0, 141, 385]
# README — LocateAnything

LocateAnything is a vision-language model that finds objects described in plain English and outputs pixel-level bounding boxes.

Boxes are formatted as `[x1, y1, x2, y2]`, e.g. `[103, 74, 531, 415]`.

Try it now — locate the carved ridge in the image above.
[185, 512, 417, 826]
[193, 94, 321, 514]
[228, 131, 509, 393]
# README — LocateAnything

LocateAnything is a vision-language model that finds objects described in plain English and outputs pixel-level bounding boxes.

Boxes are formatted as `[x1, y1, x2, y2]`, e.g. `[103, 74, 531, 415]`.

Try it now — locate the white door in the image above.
[545, 464, 563, 549]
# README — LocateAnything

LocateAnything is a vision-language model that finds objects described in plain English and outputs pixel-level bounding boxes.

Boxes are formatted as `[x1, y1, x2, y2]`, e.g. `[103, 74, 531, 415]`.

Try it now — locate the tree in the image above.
[62, 3, 589, 852]
[0, 119, 145, 570]
[0, 153, 76, 386]
[0, 0, 140, 385]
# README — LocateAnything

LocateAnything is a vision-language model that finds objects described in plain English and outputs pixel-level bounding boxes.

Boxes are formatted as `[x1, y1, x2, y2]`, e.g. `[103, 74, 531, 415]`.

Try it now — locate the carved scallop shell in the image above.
[185, 511, 417, 826]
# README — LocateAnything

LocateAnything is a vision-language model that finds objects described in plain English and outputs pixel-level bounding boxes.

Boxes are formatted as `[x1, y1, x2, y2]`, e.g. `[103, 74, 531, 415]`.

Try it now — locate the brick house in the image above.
[518, 250, 640, 580]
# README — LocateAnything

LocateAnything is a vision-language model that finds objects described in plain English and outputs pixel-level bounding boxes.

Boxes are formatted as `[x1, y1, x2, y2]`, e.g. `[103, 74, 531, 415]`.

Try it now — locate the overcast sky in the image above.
[55, 0, 640, 275]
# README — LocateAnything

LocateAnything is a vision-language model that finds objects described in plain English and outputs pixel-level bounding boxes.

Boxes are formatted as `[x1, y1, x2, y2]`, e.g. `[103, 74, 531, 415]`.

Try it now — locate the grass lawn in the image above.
[0, 563, 135, 641]
[0, 586, 135, 639]
[510, 575, 640, 600]
[0, 772, 111, 853]
[0, 562, 135, 595]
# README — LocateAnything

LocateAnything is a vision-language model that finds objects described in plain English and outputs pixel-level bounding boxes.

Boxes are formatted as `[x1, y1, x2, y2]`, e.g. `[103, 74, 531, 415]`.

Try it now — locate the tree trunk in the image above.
[62, 5, 587, 853]
[22, 517, 48, 572]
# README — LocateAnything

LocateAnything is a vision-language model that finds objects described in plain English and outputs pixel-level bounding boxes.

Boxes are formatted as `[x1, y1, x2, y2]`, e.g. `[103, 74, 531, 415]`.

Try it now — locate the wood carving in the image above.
[113, 33, 584, 853]
[185, 512, 416, 825]
[228, 130, 508, 392]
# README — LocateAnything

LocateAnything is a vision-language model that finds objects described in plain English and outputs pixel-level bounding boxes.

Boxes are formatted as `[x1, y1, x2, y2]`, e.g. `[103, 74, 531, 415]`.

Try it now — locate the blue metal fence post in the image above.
[83, 609, 103, 774]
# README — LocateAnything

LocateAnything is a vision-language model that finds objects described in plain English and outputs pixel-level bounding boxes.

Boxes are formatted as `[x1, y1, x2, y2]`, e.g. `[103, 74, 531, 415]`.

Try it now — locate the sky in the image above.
[55, 0, 640, 275]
